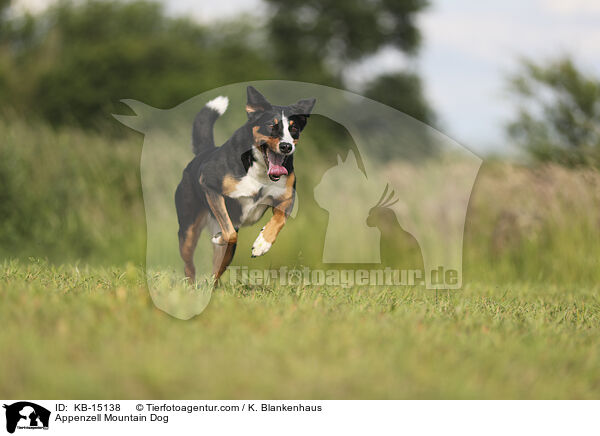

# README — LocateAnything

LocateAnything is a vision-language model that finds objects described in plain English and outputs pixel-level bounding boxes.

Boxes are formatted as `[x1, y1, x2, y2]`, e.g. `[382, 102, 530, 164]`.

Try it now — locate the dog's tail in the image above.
[192, 96, 229, 155]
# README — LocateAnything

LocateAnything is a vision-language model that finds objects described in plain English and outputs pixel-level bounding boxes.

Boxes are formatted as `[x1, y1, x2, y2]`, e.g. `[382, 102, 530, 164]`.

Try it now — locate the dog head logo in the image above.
[3, 402, 50, 433]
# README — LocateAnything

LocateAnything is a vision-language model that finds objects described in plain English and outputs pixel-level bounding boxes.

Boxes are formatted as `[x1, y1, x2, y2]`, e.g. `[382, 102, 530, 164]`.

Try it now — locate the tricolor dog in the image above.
[175, 86, 316, 283]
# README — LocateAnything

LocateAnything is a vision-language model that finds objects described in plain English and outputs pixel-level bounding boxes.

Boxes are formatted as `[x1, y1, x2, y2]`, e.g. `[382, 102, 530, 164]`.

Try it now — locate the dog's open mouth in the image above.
[262, 146, 288, 182]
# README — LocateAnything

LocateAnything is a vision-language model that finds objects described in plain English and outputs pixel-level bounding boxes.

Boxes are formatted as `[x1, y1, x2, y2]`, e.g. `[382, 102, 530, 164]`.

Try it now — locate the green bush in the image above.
[0, 117, 145, 263]
[507, 57, 600, 167]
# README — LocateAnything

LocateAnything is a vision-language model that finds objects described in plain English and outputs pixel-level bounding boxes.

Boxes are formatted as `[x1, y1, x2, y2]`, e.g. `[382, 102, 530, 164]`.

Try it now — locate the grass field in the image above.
[2, 259, 599, 399]
[2, 118, 600, 399]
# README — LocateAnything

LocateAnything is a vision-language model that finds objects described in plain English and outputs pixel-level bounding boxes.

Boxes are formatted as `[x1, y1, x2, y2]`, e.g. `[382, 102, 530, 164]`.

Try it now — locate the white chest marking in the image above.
[228, 148, 288, 226]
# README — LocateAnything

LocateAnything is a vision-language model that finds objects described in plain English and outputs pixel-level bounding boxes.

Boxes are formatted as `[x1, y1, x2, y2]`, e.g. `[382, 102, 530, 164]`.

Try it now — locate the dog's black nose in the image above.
[279, 142, 293, 154]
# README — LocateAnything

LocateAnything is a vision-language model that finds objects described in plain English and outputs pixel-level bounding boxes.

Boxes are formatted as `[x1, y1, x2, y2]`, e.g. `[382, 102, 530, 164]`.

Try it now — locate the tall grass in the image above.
[0, 117, 145, 264]
[464, 162, 600, 284]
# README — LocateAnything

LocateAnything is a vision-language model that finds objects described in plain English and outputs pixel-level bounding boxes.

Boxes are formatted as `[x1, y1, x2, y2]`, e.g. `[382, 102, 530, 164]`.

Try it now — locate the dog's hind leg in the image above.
[178, 211, 207, 283]
[175, 177, 208, 283]
[176, 174, 209, 283]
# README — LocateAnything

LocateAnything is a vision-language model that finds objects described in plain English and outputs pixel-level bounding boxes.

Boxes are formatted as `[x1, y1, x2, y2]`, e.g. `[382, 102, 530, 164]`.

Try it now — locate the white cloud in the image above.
[539, 0, 600, 15]
[420, 3, 600, 66]
[163, 0, 264, 22]
[343, 46, 412, 89]
[12, 0, 53, 13]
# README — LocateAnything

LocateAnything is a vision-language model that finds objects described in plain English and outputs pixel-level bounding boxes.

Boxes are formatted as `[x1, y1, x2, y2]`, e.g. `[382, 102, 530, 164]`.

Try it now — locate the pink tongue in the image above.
[267, 150, 288, 177]
[268, 164, 288, 177]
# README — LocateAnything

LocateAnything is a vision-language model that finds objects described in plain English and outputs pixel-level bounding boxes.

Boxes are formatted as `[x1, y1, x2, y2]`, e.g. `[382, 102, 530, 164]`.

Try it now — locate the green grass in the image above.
[2, 259, 600, 399]
[2, 117, 600, 399]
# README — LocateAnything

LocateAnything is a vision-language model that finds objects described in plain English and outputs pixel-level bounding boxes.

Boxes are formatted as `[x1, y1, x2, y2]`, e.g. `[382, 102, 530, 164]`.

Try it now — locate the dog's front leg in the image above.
[252, 176, 295, 257]
[205, 190, 237, 281]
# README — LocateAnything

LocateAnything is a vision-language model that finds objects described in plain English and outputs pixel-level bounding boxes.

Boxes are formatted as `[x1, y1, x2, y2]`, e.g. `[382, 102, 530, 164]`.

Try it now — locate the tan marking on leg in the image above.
[213, 242, 236, 284]
[204, 189, 238, 283]
[261, 210, 286, 244]
[205, 190, 237, 243]
[262, 173, 295, 244]
[179, 211, 206, 282]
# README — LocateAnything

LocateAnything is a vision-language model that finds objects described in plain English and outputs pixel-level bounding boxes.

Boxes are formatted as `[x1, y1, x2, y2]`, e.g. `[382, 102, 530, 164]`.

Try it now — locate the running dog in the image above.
[175, 86, 315, 283]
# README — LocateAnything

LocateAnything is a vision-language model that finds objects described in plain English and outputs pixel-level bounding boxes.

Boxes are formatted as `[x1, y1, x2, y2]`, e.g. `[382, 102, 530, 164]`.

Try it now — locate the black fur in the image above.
[192, 105, 221, 155]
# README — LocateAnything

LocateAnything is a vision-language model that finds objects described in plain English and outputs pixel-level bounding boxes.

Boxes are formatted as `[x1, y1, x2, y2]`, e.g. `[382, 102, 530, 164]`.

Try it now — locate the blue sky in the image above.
[16, 0, 600, 154]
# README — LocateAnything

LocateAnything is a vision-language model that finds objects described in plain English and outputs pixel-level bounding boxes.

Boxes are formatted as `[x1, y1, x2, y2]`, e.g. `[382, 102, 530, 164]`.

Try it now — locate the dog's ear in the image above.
[291, 98, 316, 116]
[246, 86, 272, 118]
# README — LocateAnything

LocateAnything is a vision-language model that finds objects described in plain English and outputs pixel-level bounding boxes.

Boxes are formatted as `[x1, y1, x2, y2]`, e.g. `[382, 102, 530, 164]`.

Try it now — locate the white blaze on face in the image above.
[280, 111, 295, 154]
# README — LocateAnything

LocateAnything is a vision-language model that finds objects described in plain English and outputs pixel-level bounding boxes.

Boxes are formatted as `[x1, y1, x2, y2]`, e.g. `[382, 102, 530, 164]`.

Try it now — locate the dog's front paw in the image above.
[251, 231, 272, 257]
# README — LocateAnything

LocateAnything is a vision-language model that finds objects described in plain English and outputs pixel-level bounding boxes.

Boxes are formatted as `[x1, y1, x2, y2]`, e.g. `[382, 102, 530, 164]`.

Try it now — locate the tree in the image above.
[264, 0, 429, 86]
[0, 0, 14, 102]
[0, 0, 9, 20]
[0, 0, 436, 137]
[363, 72, 435, 125]
[0, 0, 281, 128]
[264, 0, 437, 158]
[507, 57, 600, 166]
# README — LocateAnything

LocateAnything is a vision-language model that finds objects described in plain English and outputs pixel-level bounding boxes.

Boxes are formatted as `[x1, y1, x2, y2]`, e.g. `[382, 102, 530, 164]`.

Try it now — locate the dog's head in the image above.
[246, 86, 316, 181]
